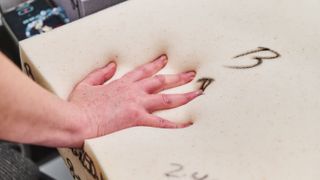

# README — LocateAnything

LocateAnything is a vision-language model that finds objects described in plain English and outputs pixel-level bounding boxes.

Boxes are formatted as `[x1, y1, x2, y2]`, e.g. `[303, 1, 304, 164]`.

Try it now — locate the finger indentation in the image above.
[138, 115, 193, 129]
[122, 55, 168, 82]
[140, 71, 196, 93]
[145, 90, 203, 112]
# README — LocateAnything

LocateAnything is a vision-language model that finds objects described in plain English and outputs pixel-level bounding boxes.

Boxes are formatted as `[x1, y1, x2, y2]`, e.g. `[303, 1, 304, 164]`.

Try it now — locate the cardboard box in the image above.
[0, 0, 24, 13]
[53, 0, 127, 21]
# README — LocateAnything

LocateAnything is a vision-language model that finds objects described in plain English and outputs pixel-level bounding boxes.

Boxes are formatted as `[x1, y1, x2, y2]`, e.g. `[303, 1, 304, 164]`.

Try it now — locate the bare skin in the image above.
[0, 53, 201, 148]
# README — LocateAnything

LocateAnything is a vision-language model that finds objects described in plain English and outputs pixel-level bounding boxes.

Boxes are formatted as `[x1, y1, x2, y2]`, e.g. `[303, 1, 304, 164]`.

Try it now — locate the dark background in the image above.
[0, 25, 21, 67]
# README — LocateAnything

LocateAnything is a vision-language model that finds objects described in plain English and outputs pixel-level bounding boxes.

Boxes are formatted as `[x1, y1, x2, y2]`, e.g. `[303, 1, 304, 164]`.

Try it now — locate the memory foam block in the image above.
[19, 0, 320, 179]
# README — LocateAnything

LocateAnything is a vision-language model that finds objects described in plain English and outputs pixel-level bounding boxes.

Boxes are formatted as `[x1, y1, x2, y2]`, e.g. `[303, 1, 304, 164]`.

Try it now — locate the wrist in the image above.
[63, 102, 95, 148]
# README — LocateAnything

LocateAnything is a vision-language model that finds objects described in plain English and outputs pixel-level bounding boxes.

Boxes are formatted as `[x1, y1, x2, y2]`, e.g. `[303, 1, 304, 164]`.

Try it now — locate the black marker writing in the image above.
[66, 158, 81, 180]
[197, 78, 214, 91]
[165, 163, 185, 178]
[227, 47, 280, 69]
[24, 63, 35, 80]
[192, 172, 209, 180]
[164, 163, 212, 179]
[71, 148, 104, 180]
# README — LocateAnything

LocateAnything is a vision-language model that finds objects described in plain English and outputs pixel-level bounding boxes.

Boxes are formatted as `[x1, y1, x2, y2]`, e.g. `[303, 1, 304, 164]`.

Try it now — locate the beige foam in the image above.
[20, 0, 320, 179]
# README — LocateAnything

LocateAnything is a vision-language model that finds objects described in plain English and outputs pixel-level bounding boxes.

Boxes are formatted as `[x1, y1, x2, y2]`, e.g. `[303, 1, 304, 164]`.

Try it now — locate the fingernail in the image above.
[196, 90, 203, 96]
[184, 121, 194, 128]
[188, 121, 194, 126]
[158, 55, 167, 63]
[108, 62, 116, 68]
[188, 90, 203, 100]
[185, 71, 196, 79]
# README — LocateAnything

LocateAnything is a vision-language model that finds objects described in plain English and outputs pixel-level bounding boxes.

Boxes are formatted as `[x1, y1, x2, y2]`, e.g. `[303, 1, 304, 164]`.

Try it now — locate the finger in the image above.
[138, 114, 193, 128]
[122, 55, 167, 82]
[145, 90, 203, 112]
[139, 71, 196, 93]
[81, 62, 117, 86]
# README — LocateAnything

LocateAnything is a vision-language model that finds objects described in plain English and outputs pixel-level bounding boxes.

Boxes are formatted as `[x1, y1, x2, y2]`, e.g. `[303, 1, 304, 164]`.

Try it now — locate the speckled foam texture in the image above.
[20, 0, 320, 179]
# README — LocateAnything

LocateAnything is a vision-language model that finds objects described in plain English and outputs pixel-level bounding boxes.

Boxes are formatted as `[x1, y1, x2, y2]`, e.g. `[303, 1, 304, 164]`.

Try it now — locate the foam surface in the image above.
[20, 0, 320, 179]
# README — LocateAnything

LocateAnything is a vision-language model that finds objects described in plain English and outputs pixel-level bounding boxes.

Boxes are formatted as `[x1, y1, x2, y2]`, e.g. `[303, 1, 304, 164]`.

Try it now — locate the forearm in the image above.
[0, 53, 86, 147]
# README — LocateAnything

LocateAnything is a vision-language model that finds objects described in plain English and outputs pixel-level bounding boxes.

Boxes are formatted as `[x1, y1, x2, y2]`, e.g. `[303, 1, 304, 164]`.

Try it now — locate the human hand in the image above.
[68, 55, 202, 142]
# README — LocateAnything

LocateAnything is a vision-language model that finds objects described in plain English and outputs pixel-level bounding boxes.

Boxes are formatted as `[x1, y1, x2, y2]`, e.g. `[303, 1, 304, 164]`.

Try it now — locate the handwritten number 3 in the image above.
[227, 47, 280, 69]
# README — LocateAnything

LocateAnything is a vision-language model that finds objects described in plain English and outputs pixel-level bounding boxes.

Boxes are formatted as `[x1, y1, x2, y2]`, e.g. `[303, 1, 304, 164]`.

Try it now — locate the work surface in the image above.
[20, 0, 320, 179]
